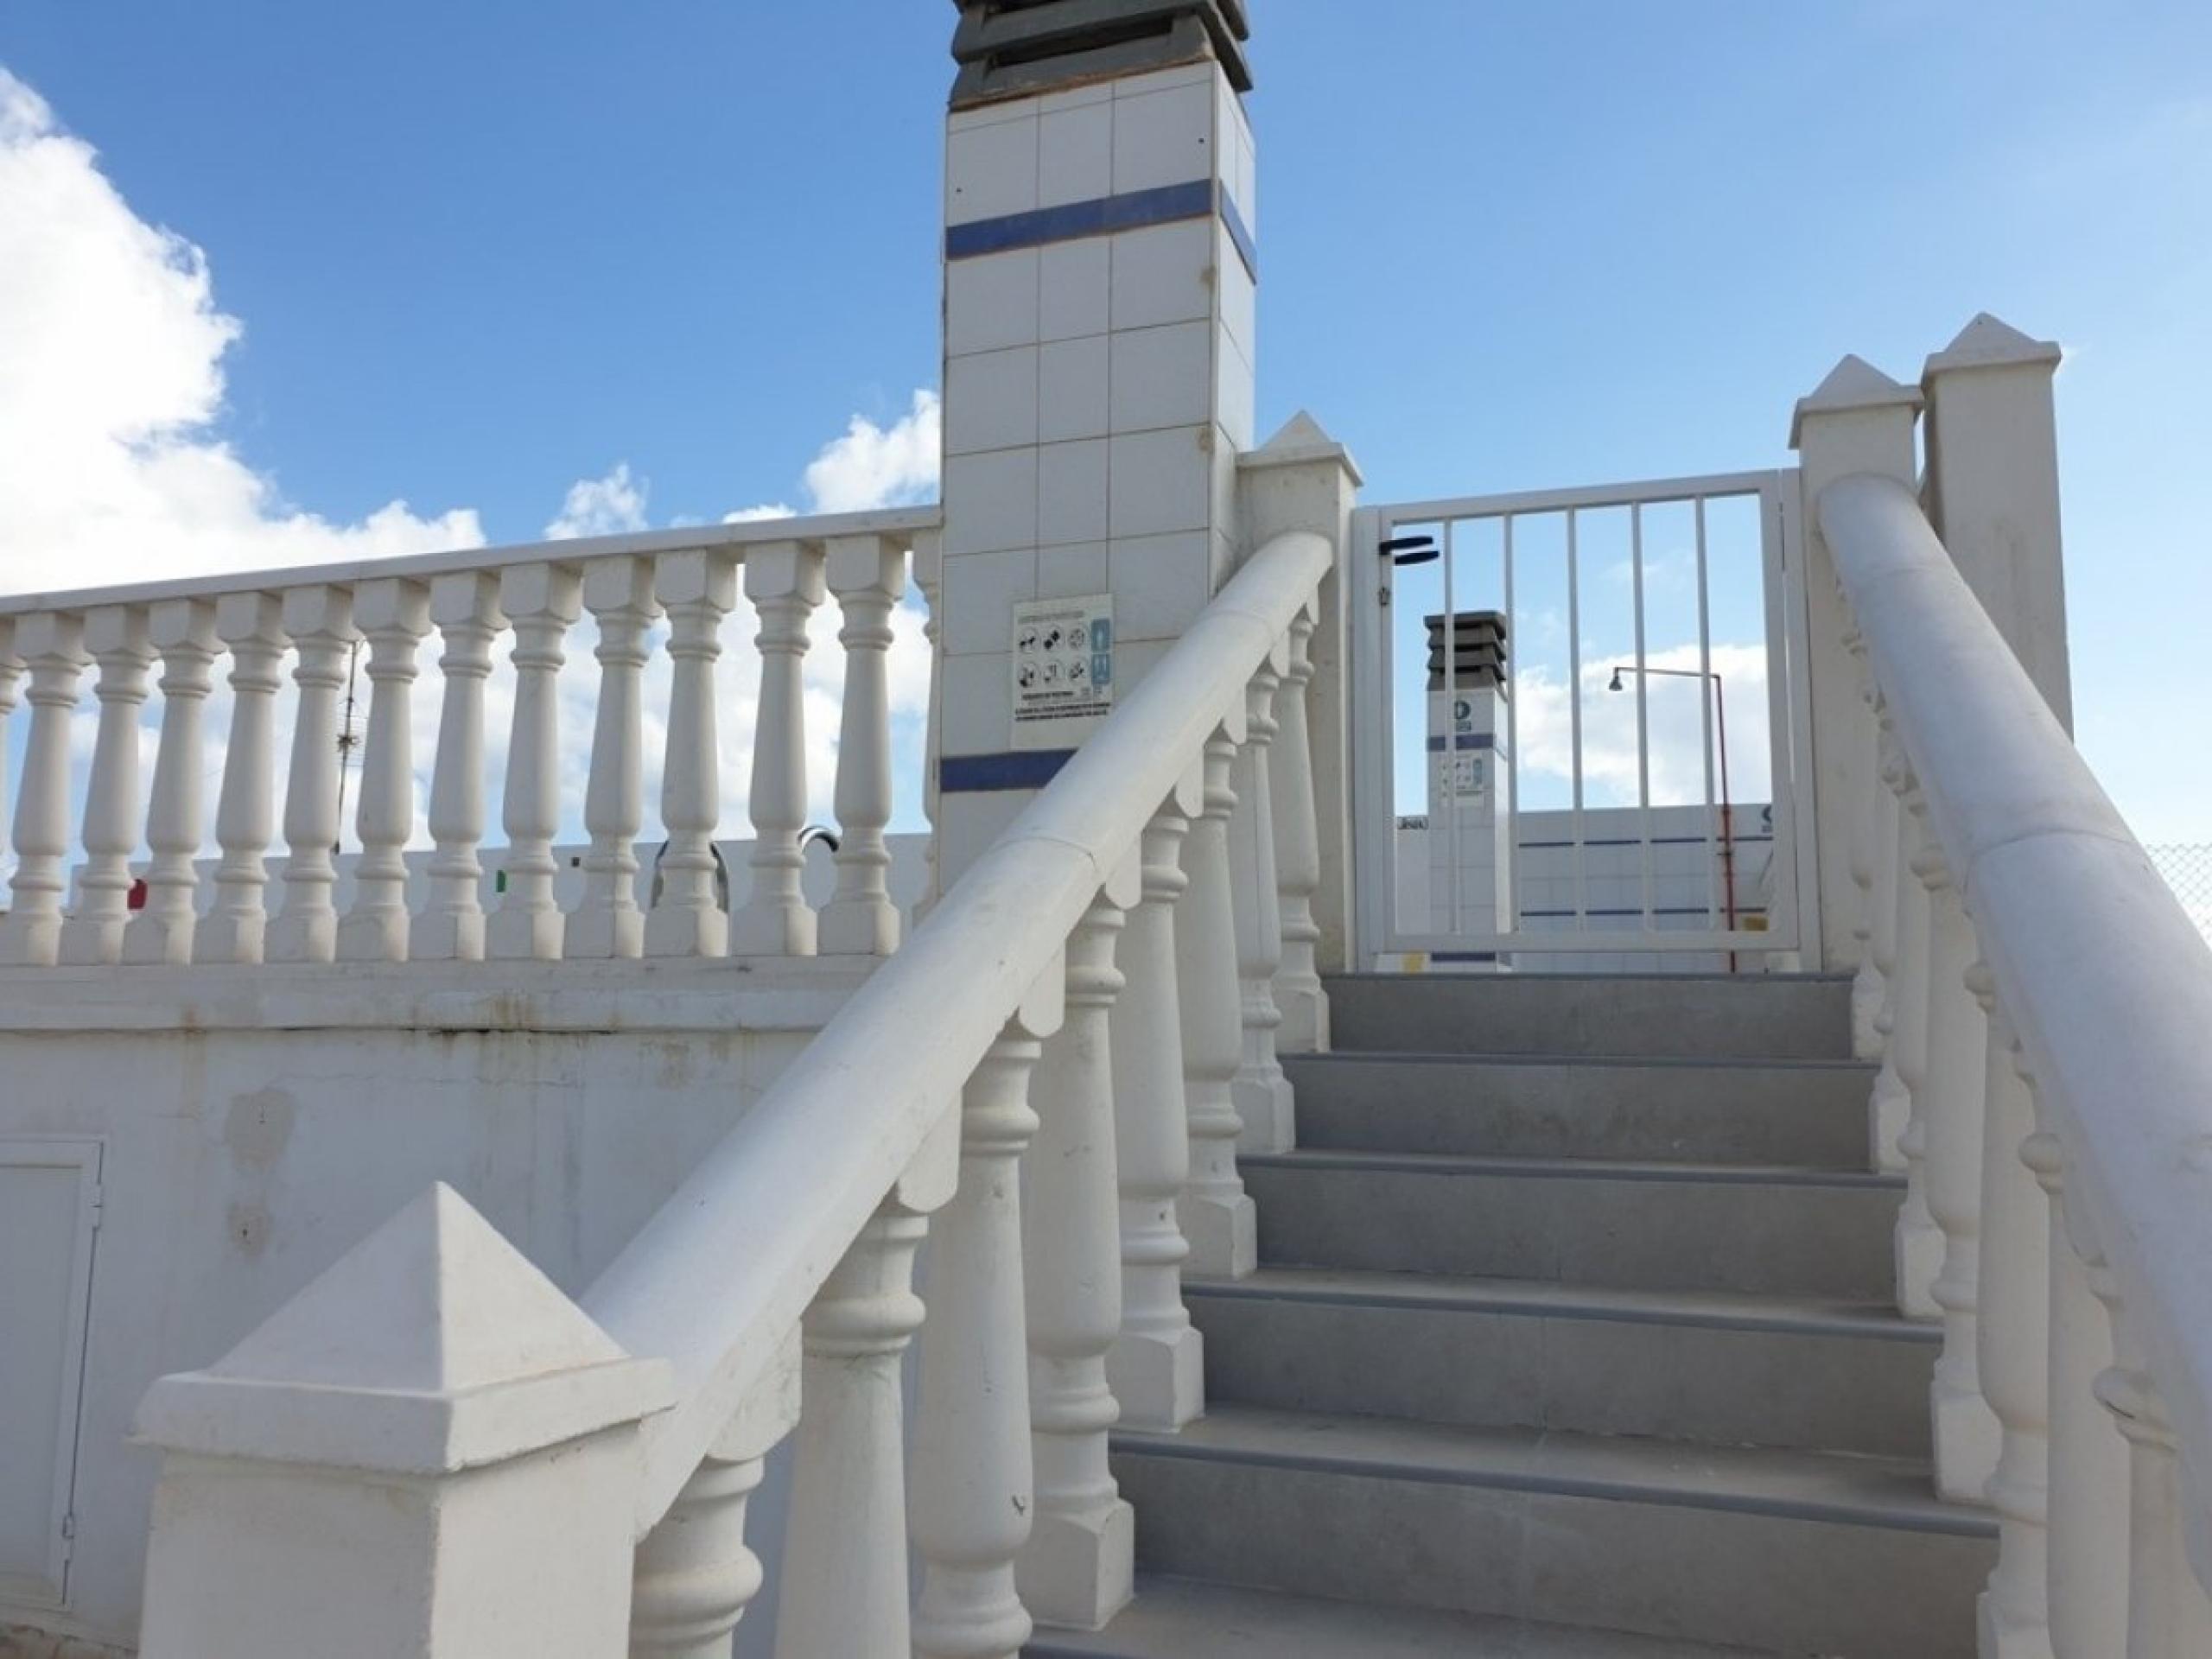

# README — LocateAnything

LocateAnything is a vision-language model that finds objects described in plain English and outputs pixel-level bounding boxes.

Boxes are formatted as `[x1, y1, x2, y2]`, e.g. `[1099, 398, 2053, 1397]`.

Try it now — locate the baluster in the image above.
[914, 982, 1063, 1659]
[0, 612, 86, 966]
[732, 540, 824, 958]
[630, 1335, 799, 1658]
[1973, 981, 2052, 1659]
[197, 595, 288, 964]
[58, 606, 154, 966]
[123, 600, 219, 965]
[914, 530, 944, 915]
[817, 534, 905, 955]
[1889, 771, 1942, 1317]
[1179, 721, 1257, 1280]
[2093, 1337, 2212, 1658]
[0, 622, 19, 882]
[1020, 863, 1140, 1630]
[334, 579, 429, 963]
[569, 556, 658, 960]
[486, 562, 581, 961]
[645, 550, 735, 958]
[1270, 605, 1329, 1052]
[1230, 652, 1294, 1152]
[411, 572, 503, 961]
[1867, 718, 1909, 1169]
[2022, 1127, 2131, 1659]
[1914, 823, 2001, 1500]
[1843, 623, 1885, 1057]
[1109, 782, 1205, 1429]
[775, 1120, 955, 1659]
[267, 585, 358, 963]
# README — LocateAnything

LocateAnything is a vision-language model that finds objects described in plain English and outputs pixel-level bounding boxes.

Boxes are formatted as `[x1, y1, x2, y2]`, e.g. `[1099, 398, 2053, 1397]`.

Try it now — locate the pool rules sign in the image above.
[1010, 594, 1114, 748]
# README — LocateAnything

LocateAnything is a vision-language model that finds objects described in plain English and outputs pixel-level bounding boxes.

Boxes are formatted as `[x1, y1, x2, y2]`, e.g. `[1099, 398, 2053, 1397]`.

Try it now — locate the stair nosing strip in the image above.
[1281, 1051, 1877, 1073]
[1239, 1149, 1906, 1188]
[1111, 1421, 1996, 1540]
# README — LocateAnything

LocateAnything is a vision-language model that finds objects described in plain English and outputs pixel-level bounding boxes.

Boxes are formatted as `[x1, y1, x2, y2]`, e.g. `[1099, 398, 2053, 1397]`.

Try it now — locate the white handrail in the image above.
[1821, 472, 2212, 1554]
[580, 527, 1334, 1530]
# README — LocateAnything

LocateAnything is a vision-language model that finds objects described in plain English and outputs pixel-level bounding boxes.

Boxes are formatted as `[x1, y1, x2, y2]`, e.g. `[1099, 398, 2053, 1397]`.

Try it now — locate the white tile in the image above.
[944, 346, 1039, 456]
[1039, 541, 1109, 601]
[942, 448, 1038, 558]
[1039, 334, 1109, 443]
[1111, 82, 1215, 194]
[947, 111, 1039, 227]
[1109, 219, 1214, 331]
[1208, 423, 1240, 531]
[950, 94, 1042, 132]
[1109, 532, 1211, 641]
[1039, 439, 1109, 548]
[1039, 101, 1112, 210]
[940, 650, 1015, 753]
[1039, 238, 1110, 342]
[937, 789, 1032, 886]
[1040, 81, 1113, 114]
[940, 549, 1035, 658]
[1114, 64, 1216, 99]
[1109, 636, 1176, 702]
[1109, 320, 1212, 434]
[1216, 219, 1255, 362]
[947, 249, 1040, 354]
[1109, 426, 1213, 540]
[1212, 324, 1255, 452]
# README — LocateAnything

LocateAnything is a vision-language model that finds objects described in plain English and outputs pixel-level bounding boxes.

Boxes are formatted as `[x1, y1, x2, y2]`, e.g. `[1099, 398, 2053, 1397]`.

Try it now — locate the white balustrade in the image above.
[645, 548, 736, 959]
[732, 541, 824, 959]
[1887, 780, 1942, 1319]
[57, 605, 154, 966]
[1866, 720, 1909, 1169]
[0, 613, 87, 966]
[413, 571, 503, 962]
[1229, 653, 1294, 1153]
[569, 556, 658, 961]
[818, 534, 906, 955]
[122, 600, 219, 966]
[486, 562, 582, 961]
[0, 621, 19, 880]
[266, 585, 359, 964]
[1179, 722, 1257, 1280]
[198, 594, 288, 964]
[914, 530, 944, 912]
[335, 579, 429, 963]
[1843, 622, 1885, 1057]
[1269, 606, 1328, 1052]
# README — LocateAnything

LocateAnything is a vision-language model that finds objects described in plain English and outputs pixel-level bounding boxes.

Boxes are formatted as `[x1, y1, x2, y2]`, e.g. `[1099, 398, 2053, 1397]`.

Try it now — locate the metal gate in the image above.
[1349, 468, 1818, 971]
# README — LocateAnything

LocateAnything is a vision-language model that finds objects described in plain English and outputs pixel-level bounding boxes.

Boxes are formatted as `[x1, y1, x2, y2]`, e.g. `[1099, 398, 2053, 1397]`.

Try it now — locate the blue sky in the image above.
[3, 0, 2209, 838]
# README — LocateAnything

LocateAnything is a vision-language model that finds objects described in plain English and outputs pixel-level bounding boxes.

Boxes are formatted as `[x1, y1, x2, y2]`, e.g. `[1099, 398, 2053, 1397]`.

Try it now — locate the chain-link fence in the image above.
[2147, 844, 2212, 946]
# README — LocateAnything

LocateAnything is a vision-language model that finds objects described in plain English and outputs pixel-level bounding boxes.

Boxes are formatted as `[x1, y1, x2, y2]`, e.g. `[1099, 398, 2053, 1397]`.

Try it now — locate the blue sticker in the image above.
[1090, 617, 1112, 651]
[1091, 653, 1112, 687]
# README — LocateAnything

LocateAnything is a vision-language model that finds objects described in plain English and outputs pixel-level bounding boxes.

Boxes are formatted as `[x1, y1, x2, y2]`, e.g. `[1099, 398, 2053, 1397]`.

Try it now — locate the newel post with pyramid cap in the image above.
[133, 1185, 671, 1659]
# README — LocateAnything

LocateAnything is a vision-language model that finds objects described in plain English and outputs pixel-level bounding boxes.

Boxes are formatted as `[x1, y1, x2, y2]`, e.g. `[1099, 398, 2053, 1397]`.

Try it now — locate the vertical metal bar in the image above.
[1631, 501, 1654, 941]
[1443, 517, 1460, 941]
[1694, 495, 1718, 929]
[1567, 509, 1586, 931]
[1774, 472, 1822, 958]
[1501, 514, 1519, 946]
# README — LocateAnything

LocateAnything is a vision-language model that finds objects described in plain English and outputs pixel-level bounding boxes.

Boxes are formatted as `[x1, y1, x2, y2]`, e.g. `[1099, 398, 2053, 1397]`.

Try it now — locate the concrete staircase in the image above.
[1033, 972, 1998, 1658]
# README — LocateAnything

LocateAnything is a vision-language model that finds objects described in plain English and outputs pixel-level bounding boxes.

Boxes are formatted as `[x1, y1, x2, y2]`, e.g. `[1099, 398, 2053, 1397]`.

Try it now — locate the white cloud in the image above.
[799, 390, 940, 514]
[0, 68, 481, 597]
[1510, 642, 1772, 810]
[543, 461, 649, 541]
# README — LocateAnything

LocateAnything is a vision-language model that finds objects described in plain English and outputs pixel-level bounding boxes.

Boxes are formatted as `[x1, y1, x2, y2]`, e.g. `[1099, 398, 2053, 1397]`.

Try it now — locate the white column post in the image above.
[335, 578, 430, 963]
[569, 556, 659, 961]
[0, 621, 18, 883]
[0, 613, 86, 967]
[913, 976, 1064, 1659]
[1789, 356, 1921, 969]
[1843, 623, 1886, 1056]
[58, 604, 155, 966]
[645, 549, 735, 959]
[818, 533, 906, 956]
[774, 1118, 956, 1659]
[267, 584, 358, 964]
[914, 531, 944, 912]
[1230, 650, 1294, 1151]
[1020, 858, 1140, 1632]
[123, 600, 220, 966]
[732, 539, 824, 959]
[2022, 1127, 2132, 1659]
[628, 1336, 799, 1659]
[486, 561, 582, 961]
[1109, 779, 1206, 1430]
[197, 594, 288, 965]
[1972, 981, 2054, 1659]
[412, 571, 504, 963]
[135, 1185, 671, 1659]
[2096, 1349, 2212, 1659]
[1179, 721, 1257, 1280]
[1890, 775, 1942, 1318]
[1270, 605, 1329, 1051]
[1867, 718, 1910, 1168]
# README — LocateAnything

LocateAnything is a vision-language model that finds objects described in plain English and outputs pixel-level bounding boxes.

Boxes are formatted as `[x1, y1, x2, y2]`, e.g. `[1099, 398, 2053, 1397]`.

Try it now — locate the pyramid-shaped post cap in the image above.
[135, 1184, 671, 1474]
[1789, 355, 1924, 448]
[1923, 313, 2063, 384]
[1241, 409, 1364, 484]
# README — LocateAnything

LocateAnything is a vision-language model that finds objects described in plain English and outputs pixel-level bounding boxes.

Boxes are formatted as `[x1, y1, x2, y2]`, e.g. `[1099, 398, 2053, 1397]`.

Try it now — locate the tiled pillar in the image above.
[936, 10, 1258, 886]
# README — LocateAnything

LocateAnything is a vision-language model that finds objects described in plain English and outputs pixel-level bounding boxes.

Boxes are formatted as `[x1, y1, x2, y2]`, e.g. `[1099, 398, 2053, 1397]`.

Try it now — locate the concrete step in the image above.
[1185, 1266, 1936, 1458]
[1027, 1575, 1763, 1657]
[1244, 1149, 1902, 1300]
[1109, 1407, 1996, 1657]
[1323, 973, 1855, 1062]
[1285, 1051, 1874, 1169]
